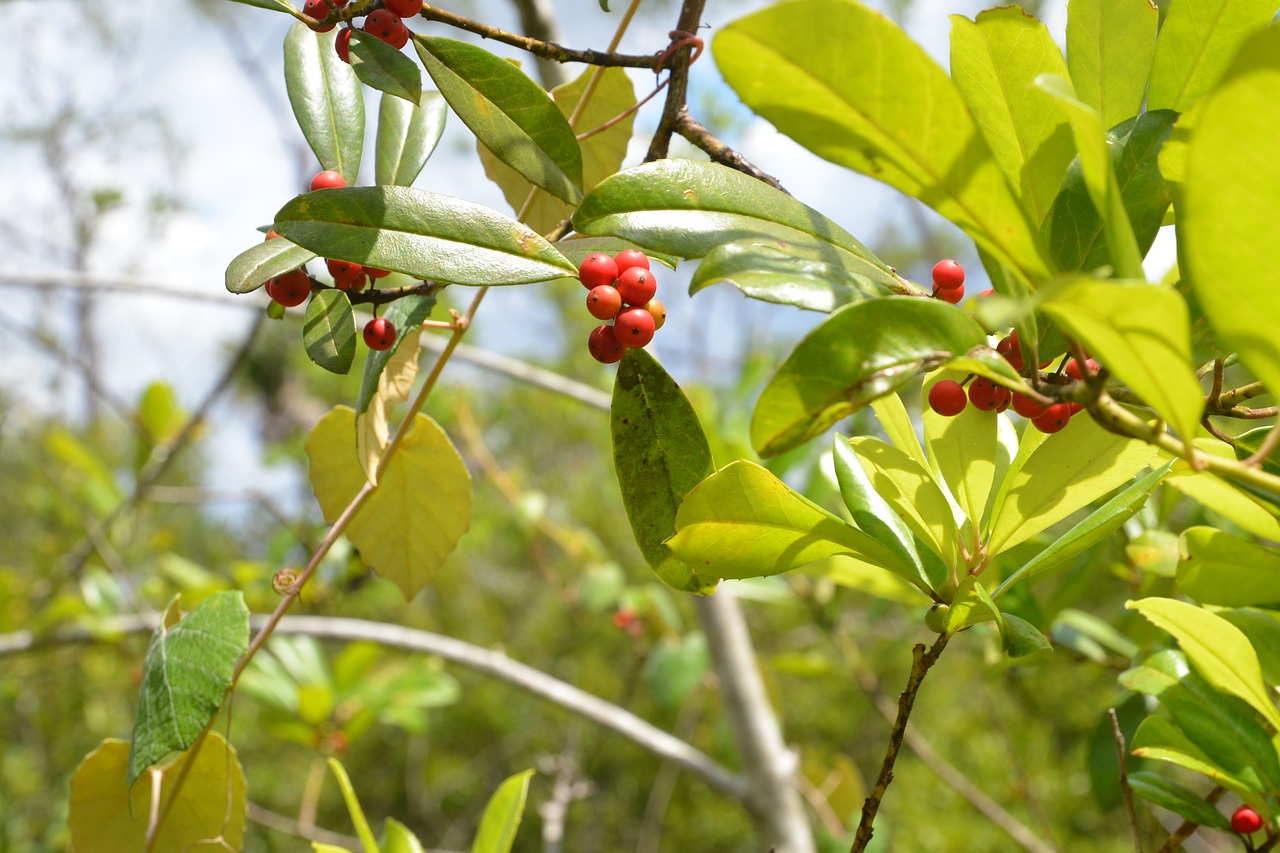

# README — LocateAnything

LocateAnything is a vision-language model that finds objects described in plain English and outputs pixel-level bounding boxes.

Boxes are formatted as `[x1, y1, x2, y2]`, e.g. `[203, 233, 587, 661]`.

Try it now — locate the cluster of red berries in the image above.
[304, 0, 422, 60]
[261, 170, 399, 352]
[930, 259, 966, 304]
[578, 249, 667, 364]
[1232, 805, 1264, 835]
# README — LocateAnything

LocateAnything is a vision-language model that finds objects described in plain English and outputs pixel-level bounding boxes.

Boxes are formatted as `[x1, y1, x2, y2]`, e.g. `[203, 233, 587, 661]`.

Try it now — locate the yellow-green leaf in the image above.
[356, 328, 421, 485]
[1147, 0, 1280, 113]
[870, 392, 928, 472]
[1065, 0, 1158, 128]
[1178, 527, 1280, 608]
[851, 436, 962, 570]
[923, 372, 999, 536]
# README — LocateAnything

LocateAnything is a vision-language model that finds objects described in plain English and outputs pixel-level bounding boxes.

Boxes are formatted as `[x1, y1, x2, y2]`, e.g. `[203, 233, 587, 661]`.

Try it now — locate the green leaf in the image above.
[922, 373, 999, 534]
[1178, 527, 1280, 608]
[552, 236, 678, 271]
[1157, 672, 1280, 794]
[1183, 28, 1280, 403]
[1041, 111, 1177, 274]
[383, 818, 427, 853]
[750, 297, 1018, 457]
[308, 407, 471, 599]
[1220, 608, 1280, 687]
[228, 0, 294, 12]
[1131, 715, 1255, 792]
[349, 30, 422, 105]
[304, 289, 357, 375]
[946, 575, 1004, 634]
[471, 770, 535, 853]
[326, 758, 379, 853]
[995, 461, 1172, 597]
[415, 35, 583, 204]
[1234, 427, 1280, 478]
[1128, 597, 1280, 731]
[870, 392, 929, 472]
[355, 293, 438, 416]
[274, 186, 578, 285]
[1148, 0, 1280, 113]
[1000, 613, 1053, 657]
[1128, 771, 1232, 830]
[714, 0, 1051, 288]
[611, 348, 715, 593]
[949, 6, 1074, 225]
[1040, 279, 1202, 442]
[572, 159, 906, 291]
[285, 23, 364, 183]
[642, 632, 710, 710]
[70, 734, 246, 853]
[225, 236, 316, 294]
[1064, 0, 1158, 128]
[688, 239, 892, 313]
[480, 65, 634, 234]
[850, 437, 961, 570]
[665, 460, 918, 586]
[376, 91, 447, 187]
[1164, 442, 1280, 540]
[127, 592, 250, 788]
[988, 413, 1156, 554]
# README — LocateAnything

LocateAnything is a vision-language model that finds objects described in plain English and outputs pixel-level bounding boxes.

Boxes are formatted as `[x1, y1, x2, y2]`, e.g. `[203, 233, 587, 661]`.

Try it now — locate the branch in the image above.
[417, 6, 659, 68]
[505, 0, 569, 88]
[645, 0, 709, 162]
[1110, 708, 1143, 853]
[674, 111, 789, 194]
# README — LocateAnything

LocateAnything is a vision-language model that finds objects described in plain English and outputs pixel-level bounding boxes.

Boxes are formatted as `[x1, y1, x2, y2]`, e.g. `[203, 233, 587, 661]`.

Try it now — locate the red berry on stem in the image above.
[643, 298, 666, 331]
[579, 252, 618, 290]
[304, 0, 335, 30]
[385, 0, 423, 17]
[326, 258, 364, 289]
[586, 285, 623, 320]
[935, 284, 964, 304]
[616, 267, 657, 306]
[997, 333, 1024, 371]
[363, 265, 390, 279]
[968, 377, 1002, 411]
[588, 325, 624, 364]
[311, 170, 346, 191]
[614, 248, 651, 274]
[1065, 357, 1099, 380]
[932, 259, 965, 291]
[266, 269, 311, 307]
[363, 317, 397, 351]
[614, 307, 656, 348]
[1011, 393, 1046, 420]
[336, 28, 353, 63]
[1231, 806, 1264, 835]
[1032, 403, 1072, 434]
[928, 380, 968, 417]
[364, 10, 408, 48]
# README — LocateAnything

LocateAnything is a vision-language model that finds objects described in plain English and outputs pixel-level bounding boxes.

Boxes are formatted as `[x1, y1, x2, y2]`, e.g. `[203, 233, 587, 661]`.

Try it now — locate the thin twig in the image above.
[645, 0, 709, 162]
[246, 801, 364, 850]
[674, 111, 789, 193]
[1110, 708, 1143, 853]
[416, 6, 659, 68]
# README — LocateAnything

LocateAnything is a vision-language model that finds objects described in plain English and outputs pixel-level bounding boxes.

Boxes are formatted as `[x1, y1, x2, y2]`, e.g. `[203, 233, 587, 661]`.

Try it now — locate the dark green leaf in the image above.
[1178, 527, 1280, 608]
[611, 348, 715, 592]
[598, 0, 609, 9]
[572, 159, 908, 293]
[1000, 613, 1052, 658]
[1131, 715, 1254, 792]
[1128, 771, 1232, 830]
[128, 592, 250, 788]
[552, 236, 678, 271]
[355, 294, 438, 416]
[1159, 672, 1280, 794]
[1234, 427, 1280, 478]
[274, 186, 577, 285]
[225, 237, 316, 294]
[285, 23, 364, 183]
[689, 240, 891, 313]
[376, 91, 447, 187]
[304, 289, 357, 375]
[349, 30, 422, 106]
[750, 297, 1019, 457]
[414, 35, 583, 203]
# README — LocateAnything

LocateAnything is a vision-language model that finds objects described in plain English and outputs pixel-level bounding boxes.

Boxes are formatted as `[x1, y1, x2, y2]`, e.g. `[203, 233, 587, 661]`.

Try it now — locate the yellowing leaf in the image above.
[308, 406, 471, 599]
[357, 328, 422, 485]
[69, 733, 245, 853]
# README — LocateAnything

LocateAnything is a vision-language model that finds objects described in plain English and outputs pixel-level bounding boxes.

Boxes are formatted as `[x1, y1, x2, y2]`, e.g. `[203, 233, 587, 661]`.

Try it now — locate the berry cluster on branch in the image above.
[578, 250, 667, 364]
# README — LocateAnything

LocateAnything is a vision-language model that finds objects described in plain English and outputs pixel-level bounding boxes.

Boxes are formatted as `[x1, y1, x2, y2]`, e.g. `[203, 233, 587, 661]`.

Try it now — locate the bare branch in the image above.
[417, 6, 659, 68]
[1110, 708, 1143, 853]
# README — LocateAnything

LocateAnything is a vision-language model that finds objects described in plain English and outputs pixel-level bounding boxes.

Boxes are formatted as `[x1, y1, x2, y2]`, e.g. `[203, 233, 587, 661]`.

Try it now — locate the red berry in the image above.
[264, 229, 280, 241]
[311, 170, 346, 191]
[266, 269, 311, 307]
[612, 609, 636, 630]
[363, 265, 390, 279]
[304, 0, 335, 30]
[588, 325, 624, 364]
[993, 387, 1011, 413]
[579, 252, 618, 290]
[928, 380, 968, 417]
[932, 259, 965, 291]
[1067, 401, 1084, 415]
[968, 377, 1004, 411]
[326, 258, 364, 289]
[364, 10, 408, 48]
[614, 307, 656, 348]
[1065, 357, 1099, 380]
[616, 267, 657, 306]
[614, 249, 651, 274]
[586, 285, 623, 320]
[336, 28, 353, 63]
[997, 332, 1024, 371]
[1011, 393, 1046, 419]
[385, 0, 423, 17]
[935, 283, 964, 304]
[1032, 403, 1072, 434]
[1231, 806, 1264, 835]
[363, 317, 397, 351]
[976, 288, 994, 297]
[643, 298, 666, 331]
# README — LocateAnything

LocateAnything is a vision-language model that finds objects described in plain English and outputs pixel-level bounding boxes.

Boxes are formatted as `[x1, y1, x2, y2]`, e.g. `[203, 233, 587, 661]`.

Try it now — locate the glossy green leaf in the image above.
[995, 462, 1172, 597]
[355, 293, 437, 416]
[326, 758, 379, 853]
[1041, 111, 1176, 274]
[349, 31, 421, 105]
[688, 239, 892, 313]
[988, 412, 1156, 554]
[714, 0, 1051, 288]
[127, 592, 250, 788]
[1128, 597, 1280, 731]
[946, 575, 1004, 634]
[304, 288, 356, 375]
[1183, 29, 1280, 403]
[1178, 527, 1280, 607]
[751, 298, 1019, 457]
[285, 23, 364, 183]
[572, 159, 906, 290]
[229, 0, 293, 12]
[274, 186, 578, 284]
[552, 236, 678, 271]
[851, 437, 961, 570]
[415, 35, 582, 204]
[1064, 0, 1158, 128]
[383, 818, 427, 853]
[922, 373, 999, 534]
[1234, 427, 1280, 477]
[611, 348, 715, 593]
[1000, 613, 1053, 657]
[1040, 279, 1201, 441]
[225, 236, 316, 294]
[480, 66, 634, 234]
[1165, 443, 1280, 540]
[471, 769, 535, 853]
[1148, 0, 1280, 113]
[666, 460, 915, 585]
[870, 392, 928, 472]
[1131, 715, 1254, 792]
[949, 6, 1074, 225]
[376, 91, 447, 187]
[1127, 771, 1232, 830]
[1157, 672, 1280, 794]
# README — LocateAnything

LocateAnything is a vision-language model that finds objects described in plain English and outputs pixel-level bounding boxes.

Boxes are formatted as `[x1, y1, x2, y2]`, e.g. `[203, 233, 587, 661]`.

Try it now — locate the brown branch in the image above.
[1109, 708, 1143, 853]
[645, 1, 709, 162]
[416, 6, 659, 68]
[850, 632, 951, 853]
[1215, 381, 1269, 410]
[674, 112, 789, 193]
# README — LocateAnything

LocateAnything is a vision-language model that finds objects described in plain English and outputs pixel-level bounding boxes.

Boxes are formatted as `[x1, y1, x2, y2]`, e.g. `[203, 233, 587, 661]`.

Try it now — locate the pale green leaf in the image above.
[851, 437, 962, 570]
[923, 373, 999, 535]
[1065, 0, 1158, 128]
[326, 758, 379, 853]
[870, 392, 928, 471]
[471, 770, 535, 853]
[1178, 527, 1280, 608]
[1148, 0, 1280, 113]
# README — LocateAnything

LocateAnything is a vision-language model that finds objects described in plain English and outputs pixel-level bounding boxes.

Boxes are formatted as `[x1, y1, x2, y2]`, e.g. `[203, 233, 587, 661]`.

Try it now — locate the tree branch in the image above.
[674, 111, 788, 194]
[645, 0, 709, 162]
[416, 6, 659, 68]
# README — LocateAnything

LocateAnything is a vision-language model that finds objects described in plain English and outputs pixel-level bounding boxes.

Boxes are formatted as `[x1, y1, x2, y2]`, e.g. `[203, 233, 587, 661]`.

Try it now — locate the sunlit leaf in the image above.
[1131, 715, 1254, 793]
[285, 23, 364, 183]
[225, 236, 316, 294]
[326, 758, 379, 853]
[354, 294, 438, 418]
[1064, 0, 1157, 128]
[357, 326, 421, 485]
[383, 818, 427, 853]
[1164, 441, 1280, 540]
[946, 575, 1003, 635]
[471, 769, 535, 853]
[1147, 0, 1280, 113]
[922, 372, 999, 535]
[376, 91, 447, 187]
[870, 392, 928, 471]
[1178, 527, 1280, 608]
[851, 437, 961, 570]
[688, 239, 892, 313]
[304, 289, 357, 375]
[552, 236, 678, 271]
